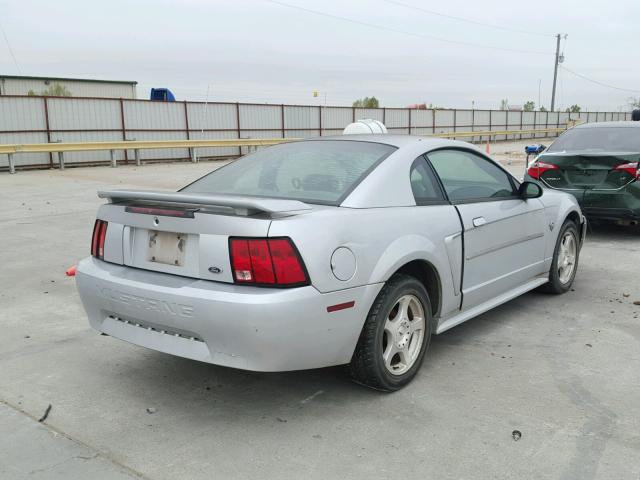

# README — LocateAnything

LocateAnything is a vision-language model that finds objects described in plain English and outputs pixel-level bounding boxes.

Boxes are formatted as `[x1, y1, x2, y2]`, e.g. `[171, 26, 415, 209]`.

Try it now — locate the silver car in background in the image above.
[76, 135, 586, 391]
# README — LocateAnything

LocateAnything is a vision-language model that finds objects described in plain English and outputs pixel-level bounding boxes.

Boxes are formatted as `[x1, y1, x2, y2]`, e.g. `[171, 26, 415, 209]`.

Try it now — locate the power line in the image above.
[380, 0, 555, 38]
[560, 65, 640, 94]
[264, 0, 551, 56]
[0, 21, 21, 74]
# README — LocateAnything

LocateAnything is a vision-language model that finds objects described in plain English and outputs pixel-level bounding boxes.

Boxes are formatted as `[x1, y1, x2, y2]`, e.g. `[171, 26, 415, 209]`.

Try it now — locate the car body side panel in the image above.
[267, 205, 463, 320]
[455, 198, 548, 309]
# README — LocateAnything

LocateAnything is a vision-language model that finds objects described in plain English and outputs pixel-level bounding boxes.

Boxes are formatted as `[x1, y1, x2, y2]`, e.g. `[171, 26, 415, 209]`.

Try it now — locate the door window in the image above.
[427, 149, 517, 202]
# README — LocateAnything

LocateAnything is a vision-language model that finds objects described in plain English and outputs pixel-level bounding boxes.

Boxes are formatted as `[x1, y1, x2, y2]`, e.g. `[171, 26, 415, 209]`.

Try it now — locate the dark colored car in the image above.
[525, 121, 640, 223]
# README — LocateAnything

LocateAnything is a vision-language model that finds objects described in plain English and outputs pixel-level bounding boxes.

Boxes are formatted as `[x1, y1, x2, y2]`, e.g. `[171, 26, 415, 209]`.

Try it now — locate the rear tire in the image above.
[349, 274, 432, 392]
[540, 219, 580, 294]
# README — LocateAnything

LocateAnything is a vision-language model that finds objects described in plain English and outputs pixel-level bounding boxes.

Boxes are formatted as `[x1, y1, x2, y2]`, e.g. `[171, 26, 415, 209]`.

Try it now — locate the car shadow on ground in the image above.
[107, 289, 531, 416]
[586, 220, 640, 240]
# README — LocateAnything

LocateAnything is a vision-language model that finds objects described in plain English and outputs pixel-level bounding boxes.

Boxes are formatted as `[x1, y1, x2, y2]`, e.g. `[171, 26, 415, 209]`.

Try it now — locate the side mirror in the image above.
[519, 181, 543, 199]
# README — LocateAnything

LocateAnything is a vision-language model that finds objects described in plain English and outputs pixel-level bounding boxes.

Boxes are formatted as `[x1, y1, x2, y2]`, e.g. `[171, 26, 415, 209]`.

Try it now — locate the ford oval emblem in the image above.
[208, 266, 223, 274]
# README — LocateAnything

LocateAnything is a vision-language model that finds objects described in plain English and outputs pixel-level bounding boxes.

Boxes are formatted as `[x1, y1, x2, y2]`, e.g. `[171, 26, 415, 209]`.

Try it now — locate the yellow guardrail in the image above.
[0, 138, 295, 155]
[1, 126, 569, 174]
[1, 138, 298, 174]
[432, 127, 567, 139]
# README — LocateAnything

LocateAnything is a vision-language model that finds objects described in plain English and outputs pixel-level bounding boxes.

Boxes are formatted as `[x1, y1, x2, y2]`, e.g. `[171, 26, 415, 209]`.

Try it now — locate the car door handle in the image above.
[472, 216, 487, 227]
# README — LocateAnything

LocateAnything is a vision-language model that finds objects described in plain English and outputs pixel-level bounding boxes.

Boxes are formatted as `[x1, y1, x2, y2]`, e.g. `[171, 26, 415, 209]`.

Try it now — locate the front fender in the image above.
[539, 189, 585, 257]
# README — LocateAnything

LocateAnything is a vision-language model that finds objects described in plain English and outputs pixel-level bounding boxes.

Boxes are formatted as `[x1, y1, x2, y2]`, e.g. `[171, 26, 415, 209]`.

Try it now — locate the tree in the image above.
[628, 97, 640, 109]
[352, 96, 379, 108]
[539, 106, 548, 112]
[27, 83, 72, 97]
[523, 101, 535, 112]
[566, 104, 581, 113]
[500, 99, 509, 110]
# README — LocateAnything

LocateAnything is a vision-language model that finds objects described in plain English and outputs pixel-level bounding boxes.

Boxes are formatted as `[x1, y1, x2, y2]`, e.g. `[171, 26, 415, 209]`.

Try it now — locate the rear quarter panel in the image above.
[267, 204, 463, 318]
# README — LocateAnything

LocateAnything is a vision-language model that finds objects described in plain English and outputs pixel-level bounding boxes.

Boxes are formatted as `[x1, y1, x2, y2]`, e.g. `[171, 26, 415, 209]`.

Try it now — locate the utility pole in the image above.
[550, 33, 561, 112]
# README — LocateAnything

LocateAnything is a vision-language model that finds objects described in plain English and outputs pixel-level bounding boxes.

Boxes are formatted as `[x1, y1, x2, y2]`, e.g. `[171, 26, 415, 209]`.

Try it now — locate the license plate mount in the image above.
[147, 230, 186, 267]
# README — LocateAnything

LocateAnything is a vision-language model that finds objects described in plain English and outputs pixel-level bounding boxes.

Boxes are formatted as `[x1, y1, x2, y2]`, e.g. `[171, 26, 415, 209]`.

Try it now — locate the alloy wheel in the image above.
[382, 294, 425, 375]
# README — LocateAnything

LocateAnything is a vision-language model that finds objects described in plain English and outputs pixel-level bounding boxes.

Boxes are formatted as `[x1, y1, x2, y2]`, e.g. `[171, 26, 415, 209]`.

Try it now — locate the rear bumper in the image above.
[76, 257, 383, 372]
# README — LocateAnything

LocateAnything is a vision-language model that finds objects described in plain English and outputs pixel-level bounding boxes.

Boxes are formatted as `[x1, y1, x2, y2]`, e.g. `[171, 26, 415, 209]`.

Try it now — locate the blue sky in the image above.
[1, 0, 638, 110]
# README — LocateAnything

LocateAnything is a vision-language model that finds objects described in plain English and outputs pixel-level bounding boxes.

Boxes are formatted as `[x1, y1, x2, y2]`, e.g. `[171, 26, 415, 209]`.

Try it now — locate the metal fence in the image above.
[0, 94, 632, 169]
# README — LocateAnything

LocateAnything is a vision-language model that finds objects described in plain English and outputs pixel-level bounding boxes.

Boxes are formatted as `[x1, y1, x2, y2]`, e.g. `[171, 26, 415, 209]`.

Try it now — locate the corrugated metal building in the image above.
[0, 75, 137, 99]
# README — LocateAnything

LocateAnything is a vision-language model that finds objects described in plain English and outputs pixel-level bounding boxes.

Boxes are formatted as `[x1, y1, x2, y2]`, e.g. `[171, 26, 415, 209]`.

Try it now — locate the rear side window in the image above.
[183, 140, 396, 205]
[410, 157, 445, 204]
[427, 149, 516, 202]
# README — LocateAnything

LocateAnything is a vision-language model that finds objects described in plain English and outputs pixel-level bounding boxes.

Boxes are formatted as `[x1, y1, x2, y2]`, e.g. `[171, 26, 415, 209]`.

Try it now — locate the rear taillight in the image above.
[614, 162, 640, 179]
[91, 219, 108, 260]
[229, 237, 309, 287]
[527, 161, 559, 179]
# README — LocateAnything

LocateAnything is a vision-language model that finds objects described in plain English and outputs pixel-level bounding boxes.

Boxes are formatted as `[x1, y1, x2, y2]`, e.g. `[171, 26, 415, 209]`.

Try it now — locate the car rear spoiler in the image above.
[97, 189, 312, 216]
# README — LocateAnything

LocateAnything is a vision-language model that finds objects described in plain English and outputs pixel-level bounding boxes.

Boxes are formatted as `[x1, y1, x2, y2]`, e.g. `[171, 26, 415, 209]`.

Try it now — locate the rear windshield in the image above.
[548, 127, 640, 153]
[182, 140, 396, 204]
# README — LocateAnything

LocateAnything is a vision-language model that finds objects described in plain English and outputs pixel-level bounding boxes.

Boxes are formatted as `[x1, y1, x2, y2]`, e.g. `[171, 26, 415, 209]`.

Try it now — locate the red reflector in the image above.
[527, 161, 559, 179]
[91, 220, 108, 260]
[229, 237, 309, 287]
[614, 162, 639, 178]
[327, 301, 355, 313]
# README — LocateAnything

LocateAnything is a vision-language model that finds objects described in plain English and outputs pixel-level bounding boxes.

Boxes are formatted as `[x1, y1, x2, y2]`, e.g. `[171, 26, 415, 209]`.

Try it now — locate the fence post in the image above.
[471, 108, 475, 142]
[519, 111, 523, 141]
[124, 138, 139, 166]
[8, 153, 15, 174]
[236, 103, 241, 157]
[452, 109, 456, 140]
[119, 98, 128, 164]
[51, 140, 64, 170]
[110, 150, 117, 168]
[43, 97, 53, 168]
[191, 148, 198, 163]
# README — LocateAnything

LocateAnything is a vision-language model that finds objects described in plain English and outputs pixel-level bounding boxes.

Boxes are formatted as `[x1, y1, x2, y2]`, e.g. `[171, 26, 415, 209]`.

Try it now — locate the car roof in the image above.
[307, 133, 474, 150]
[573, 121, 640, 129]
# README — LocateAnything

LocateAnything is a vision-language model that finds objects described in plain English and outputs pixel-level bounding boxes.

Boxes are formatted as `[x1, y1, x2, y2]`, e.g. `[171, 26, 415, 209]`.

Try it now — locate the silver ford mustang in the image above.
[76, 135, 586, 391]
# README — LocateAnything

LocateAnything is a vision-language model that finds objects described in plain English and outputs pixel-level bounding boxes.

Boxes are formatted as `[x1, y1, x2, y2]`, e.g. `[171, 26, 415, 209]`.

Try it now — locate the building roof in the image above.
[0, 75, 137, 85]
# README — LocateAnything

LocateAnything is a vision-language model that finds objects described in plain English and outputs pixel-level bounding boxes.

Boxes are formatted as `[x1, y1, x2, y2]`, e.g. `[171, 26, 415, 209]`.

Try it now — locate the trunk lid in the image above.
[97, 190, 311, 283]
[535, 152, 639, 191]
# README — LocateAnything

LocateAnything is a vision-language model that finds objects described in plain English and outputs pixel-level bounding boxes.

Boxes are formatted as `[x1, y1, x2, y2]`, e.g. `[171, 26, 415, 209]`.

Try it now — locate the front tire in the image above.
[349, 274, 432, 391]
[540, 219, 580, 294]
